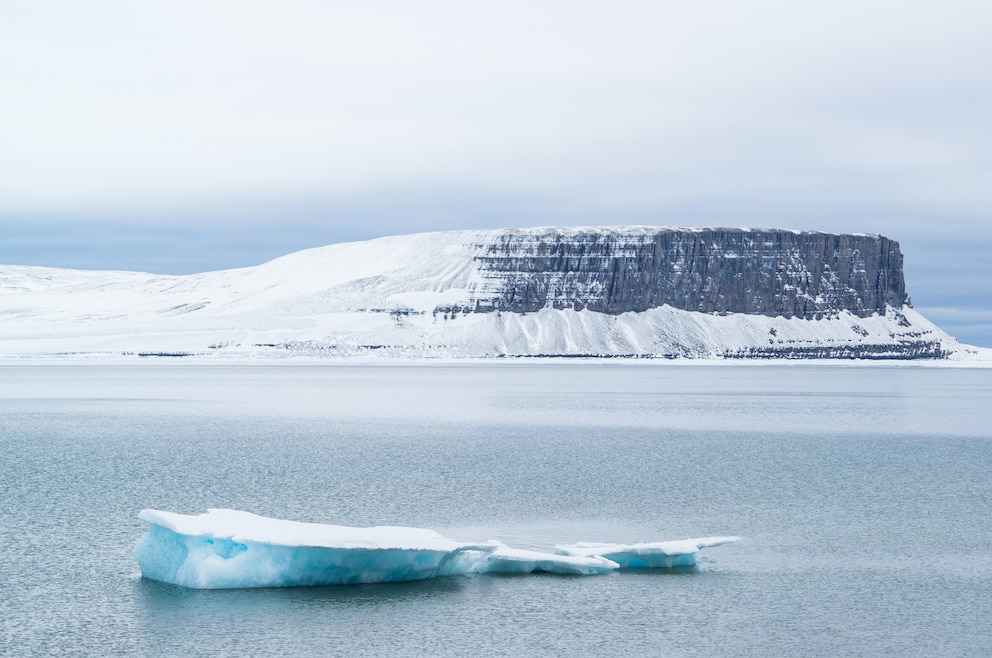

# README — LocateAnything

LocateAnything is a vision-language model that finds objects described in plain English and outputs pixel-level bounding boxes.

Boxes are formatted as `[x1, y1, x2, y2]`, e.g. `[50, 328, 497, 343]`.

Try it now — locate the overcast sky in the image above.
[1, 0, 990, 345]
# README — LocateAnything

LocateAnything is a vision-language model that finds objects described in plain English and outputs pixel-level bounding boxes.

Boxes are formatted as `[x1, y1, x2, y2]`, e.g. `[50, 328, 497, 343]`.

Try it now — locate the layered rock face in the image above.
[466, 228, 907, 319]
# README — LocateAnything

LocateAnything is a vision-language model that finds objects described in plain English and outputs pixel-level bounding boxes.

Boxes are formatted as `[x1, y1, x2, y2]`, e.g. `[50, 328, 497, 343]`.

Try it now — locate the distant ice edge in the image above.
[134, 509, 741, 589]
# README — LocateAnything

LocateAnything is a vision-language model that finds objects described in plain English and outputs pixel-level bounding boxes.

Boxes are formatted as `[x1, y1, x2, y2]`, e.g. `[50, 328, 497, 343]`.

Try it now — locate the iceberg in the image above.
[134, 509, 738, 589]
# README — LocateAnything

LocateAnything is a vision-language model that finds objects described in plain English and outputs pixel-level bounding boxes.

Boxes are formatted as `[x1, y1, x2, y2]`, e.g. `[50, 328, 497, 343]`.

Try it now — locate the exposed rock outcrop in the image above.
[463, 228, 907, 319]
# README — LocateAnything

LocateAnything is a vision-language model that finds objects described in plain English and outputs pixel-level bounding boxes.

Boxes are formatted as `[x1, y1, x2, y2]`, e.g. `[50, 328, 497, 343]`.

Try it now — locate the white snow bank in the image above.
[134, 509, 735, 589]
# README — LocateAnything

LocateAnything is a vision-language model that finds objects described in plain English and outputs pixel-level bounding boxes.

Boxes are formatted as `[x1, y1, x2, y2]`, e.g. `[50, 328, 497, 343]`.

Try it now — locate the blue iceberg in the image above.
[134, 509, 739, 589]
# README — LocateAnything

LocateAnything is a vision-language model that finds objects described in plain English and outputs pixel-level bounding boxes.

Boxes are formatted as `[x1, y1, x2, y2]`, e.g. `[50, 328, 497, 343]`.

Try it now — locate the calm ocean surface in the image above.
[1, 362, 990, 657]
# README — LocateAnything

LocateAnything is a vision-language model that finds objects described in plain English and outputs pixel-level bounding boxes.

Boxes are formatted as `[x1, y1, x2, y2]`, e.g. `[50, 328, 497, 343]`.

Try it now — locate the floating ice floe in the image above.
[134, 509, 740, 589]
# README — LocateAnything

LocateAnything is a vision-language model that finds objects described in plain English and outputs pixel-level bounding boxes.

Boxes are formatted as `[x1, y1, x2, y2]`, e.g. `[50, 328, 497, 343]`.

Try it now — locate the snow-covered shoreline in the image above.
[0, 304, 984, 362]
[2, 353, 990, 367]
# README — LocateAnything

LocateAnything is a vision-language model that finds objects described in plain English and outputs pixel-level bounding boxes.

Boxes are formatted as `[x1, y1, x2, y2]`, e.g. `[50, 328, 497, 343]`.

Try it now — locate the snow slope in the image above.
[0, 228, 986, 360]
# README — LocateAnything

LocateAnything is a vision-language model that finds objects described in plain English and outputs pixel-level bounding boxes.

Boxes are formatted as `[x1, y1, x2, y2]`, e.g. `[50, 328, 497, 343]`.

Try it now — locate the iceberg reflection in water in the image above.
[134, 509, 740, 589]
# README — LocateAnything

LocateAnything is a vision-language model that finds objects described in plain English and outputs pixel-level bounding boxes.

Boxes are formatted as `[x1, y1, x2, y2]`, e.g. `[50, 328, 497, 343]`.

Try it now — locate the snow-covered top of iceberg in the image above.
[138, 508, 474, 552]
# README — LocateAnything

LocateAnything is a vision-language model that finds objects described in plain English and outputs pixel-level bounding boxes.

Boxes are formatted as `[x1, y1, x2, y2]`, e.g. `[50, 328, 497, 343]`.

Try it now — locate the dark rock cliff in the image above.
[464, 228, 907, 319]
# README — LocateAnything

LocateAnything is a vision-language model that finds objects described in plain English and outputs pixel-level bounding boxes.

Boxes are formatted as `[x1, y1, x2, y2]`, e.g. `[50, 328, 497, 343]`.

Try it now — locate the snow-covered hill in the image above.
[0, 227, 986, 360]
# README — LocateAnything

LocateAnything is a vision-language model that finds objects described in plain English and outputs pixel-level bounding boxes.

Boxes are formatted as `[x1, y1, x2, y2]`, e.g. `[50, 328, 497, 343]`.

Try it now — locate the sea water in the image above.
[1, 362, 990, 656]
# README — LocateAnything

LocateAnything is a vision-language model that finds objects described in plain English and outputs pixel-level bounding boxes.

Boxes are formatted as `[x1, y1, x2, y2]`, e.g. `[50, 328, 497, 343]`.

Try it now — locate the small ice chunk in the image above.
[555, 536, 742, 569]
[471, 542, 619, 575]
